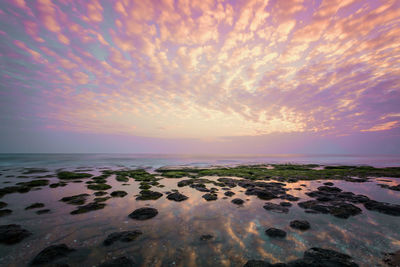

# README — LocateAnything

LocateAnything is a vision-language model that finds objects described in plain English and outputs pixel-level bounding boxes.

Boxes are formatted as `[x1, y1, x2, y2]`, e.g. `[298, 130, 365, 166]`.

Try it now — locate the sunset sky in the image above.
[0, 0, 399, 153]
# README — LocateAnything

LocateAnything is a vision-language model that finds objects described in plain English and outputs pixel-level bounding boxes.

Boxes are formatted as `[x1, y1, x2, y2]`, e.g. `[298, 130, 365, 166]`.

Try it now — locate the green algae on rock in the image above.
[57, 171, 93, 180]
[87, 183, 112, 190]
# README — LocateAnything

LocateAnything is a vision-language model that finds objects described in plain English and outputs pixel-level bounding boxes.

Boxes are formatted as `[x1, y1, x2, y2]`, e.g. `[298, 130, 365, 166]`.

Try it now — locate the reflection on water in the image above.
[0, 166, 399, 266]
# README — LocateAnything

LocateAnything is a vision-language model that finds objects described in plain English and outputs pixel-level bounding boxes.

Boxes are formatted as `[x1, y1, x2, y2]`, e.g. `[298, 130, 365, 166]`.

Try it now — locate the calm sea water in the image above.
[0, 153, 399, 169]
[0, 154, 399, 266]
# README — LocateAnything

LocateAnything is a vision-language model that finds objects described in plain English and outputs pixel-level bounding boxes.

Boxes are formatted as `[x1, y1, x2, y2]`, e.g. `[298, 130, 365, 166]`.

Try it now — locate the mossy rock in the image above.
[116, 176, 129, 182]
[87, 184, 112, 191]
[57, 171, 93, 180]
[110, 190, 128, 197]
[70, 202, 106, 215]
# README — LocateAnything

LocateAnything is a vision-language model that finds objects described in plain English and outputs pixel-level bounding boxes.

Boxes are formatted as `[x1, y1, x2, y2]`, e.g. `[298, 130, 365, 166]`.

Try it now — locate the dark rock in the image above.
[382, 250, 400, 267]
[25, 202, 45, 210]
[243, 260, 284, 266]
[263, 203, 289, 213]
[60, 194, 90, 205]
[0, 209, 12, 217]
[31, 244, 75, 265]
[202, 193, 218, 201]
[323, 182, 334, 186]
[298, 200, 362, 219]
[379, 184, 400, 191]
[177, 179, 193, 187]
[232, 198, 244, 205]
[103, 230, 143, 246]
[279, 194, 299, 201]
[245, 188, 278, 200]
[70, 202, 106, 215]
[99, 256, 135, 267]
[110, 190, 128, 197]
[364, 200, 400, 216]
[94, 191, 108, 196]
[317, 186, 342, 193]
[129, 207, 158, 220]
[136, 190, 163, 200]
[166, 192, 188, 201]
[36, 209, 51, 215]
[301, 247, 358, 266]
[200, 234, 213, 241]
[94, 197, 111, 202]
[290, 220, 310, 231]
[280, 202, 292, 207]
[0, 224, 32, 244]
[265, 228, 286, 238]
[0, 201, 7, 209]
[224, 191, 235, 197]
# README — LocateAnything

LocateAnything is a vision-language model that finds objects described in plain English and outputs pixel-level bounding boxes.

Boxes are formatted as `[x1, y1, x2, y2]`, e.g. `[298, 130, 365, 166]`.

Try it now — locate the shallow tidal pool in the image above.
[0, 166, 399, 266]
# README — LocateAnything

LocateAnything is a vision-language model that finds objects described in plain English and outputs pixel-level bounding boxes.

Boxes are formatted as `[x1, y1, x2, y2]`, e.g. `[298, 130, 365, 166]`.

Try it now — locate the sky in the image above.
[0, 0, 399, 154]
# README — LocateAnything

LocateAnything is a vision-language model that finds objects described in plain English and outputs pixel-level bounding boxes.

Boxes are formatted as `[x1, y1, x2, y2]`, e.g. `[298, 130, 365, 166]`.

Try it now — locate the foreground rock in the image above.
[244, 247, 358, 266]
[99, 256, 136, 267]
[103, 230, 143, 246]
[364, 200, 400, 216]
[265, 228, 286, 238]
[60, 194, 90, 205]
[31, 244, 75, 265]
[167, 192, 188, 201]
[263, 203, 289, 213]
[129, 207, 158, 220]
[290, 220, 310, 231]
[0, 224, 32, 244]
[70, 202, 106, 215]
[0, 201, 7, 209]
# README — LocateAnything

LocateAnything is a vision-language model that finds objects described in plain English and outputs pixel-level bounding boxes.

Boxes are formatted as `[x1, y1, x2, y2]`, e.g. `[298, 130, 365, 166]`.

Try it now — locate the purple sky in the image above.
[0, 0, 399, 154]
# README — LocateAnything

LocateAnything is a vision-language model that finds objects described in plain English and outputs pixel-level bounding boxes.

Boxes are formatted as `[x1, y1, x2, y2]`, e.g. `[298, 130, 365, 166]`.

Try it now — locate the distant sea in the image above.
[0, 153, 399, 169]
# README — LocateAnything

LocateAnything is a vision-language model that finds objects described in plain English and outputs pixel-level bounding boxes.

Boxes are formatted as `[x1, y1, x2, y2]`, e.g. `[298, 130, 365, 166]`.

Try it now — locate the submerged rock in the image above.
[290, 220, 310, 231]
[110, 190, 128, 197]
[378, 184, 400, 191]
[136, 190, 163, 200]
[200, 234, 214, 241]
[0, 209, 12, 217]
[57, 171, 93, 180]
[129, 207, 158, 220]
[232, 198, 244, 205]
[263, 203, 289, 213]
[25, 202, 45, 210]
[265, 228, 286, 238]
[36, 209, 51, 215]
[279, 202, 292, 207]
[0, 224, 32, 244]
[166, 192, 188, 201]
[244, 247, 358, 266]
[31, 244, 75, 265]
[60, 194, 90, 205]
[98, 256, 136, 267]
[94, 197, 111, 203]
[103, 230, 143, 246]
[202, 193, 218, 201]
[70, 202, 106, 215]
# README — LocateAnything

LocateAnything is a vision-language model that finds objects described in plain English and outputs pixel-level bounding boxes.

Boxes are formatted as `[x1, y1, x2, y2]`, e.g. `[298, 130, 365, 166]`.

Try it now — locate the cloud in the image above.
[0, 0, 399, 141]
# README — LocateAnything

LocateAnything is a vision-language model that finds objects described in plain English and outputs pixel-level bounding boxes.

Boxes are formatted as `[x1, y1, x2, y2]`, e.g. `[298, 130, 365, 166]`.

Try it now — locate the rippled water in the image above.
[0, 155, 399, 266]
